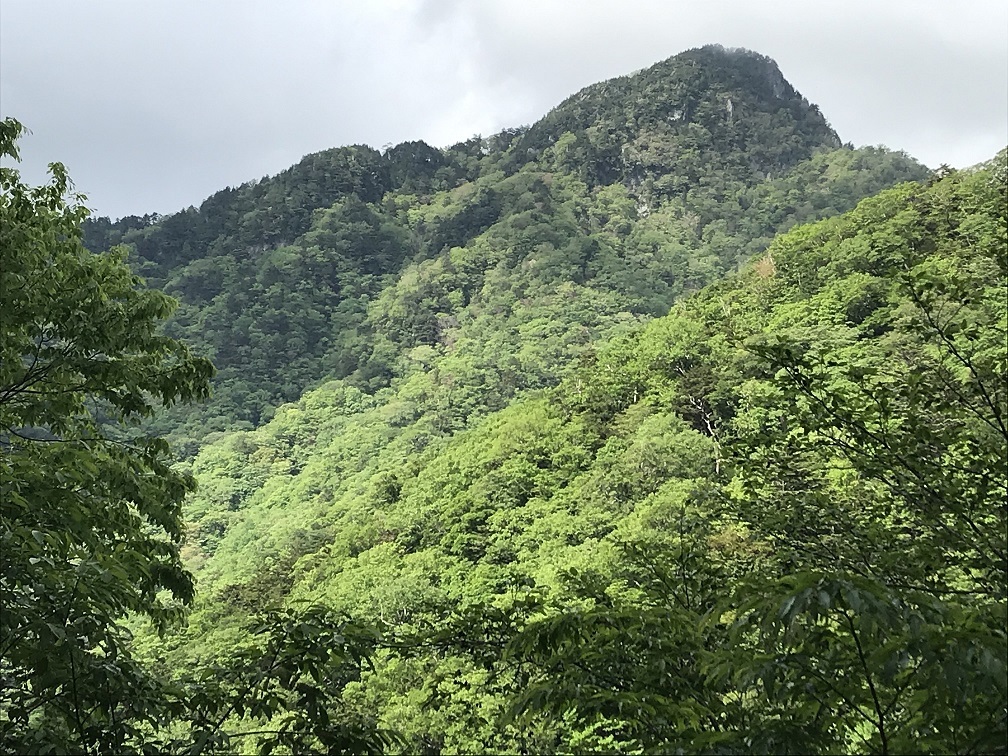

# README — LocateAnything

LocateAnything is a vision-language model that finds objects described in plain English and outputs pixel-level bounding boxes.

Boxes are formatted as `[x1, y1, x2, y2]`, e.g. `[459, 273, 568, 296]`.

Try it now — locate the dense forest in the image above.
[2, 45, 1005, 754]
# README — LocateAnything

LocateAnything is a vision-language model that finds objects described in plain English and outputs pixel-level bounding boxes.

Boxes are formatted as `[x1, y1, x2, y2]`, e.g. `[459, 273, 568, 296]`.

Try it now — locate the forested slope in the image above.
[8, 45, 1002, 755]
[83, 45, 926, 454]
[153, 148, 1006, 754]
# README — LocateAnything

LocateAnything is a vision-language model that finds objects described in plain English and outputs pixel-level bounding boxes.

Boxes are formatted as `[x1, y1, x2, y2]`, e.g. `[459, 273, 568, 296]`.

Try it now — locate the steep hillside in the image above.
[83, 45, 926, 454]
[154, 149, 1006, 754]
[7, 35, 1004, 750]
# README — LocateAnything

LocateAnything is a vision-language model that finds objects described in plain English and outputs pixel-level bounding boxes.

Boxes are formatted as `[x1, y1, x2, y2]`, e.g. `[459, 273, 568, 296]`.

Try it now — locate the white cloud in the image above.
[1, 0, 1004, 218]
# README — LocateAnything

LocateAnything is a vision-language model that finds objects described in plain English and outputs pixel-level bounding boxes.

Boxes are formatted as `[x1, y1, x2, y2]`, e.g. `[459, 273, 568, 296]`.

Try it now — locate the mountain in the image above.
[9, 41, 1005, 754]
[510, 45, 841, 189]
[125, 45, 1003, 753]
[83, 45, 926, 455]
[157, 145, 1005, 755]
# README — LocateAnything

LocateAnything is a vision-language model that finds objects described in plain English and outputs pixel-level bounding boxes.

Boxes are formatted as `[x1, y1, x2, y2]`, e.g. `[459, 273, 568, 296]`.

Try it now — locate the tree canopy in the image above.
[3, 44, 1004, 754]
[0, 117, 214, 750]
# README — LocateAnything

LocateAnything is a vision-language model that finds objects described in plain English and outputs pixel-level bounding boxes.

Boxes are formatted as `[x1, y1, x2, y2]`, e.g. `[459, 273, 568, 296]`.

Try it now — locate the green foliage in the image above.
[169, 152, 1002, 754]
[708, 163, 1008, 753]
[0, 117, 214, 752]
[530, 156, 1007, 752]
[163, 606, 393, 755]
[13, 46, 995, 754]
[0, 121, 395, 755]
[80, 47, 927, 457]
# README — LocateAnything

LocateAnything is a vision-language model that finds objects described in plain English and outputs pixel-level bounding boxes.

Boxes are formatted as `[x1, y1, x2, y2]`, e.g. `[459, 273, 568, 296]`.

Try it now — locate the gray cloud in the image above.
[2, 0, 1005, 220]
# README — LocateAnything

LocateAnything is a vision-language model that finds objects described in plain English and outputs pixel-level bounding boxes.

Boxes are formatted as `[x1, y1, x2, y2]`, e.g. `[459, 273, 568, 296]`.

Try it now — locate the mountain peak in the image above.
[666, 44, 807, 105]
[511, 45, 840, 191]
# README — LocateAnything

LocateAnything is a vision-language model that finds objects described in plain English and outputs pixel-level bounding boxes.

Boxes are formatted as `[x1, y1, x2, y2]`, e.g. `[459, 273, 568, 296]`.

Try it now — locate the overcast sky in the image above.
[2, 0, 1006, 220]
